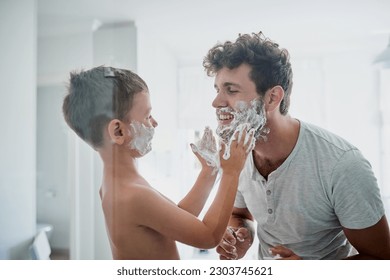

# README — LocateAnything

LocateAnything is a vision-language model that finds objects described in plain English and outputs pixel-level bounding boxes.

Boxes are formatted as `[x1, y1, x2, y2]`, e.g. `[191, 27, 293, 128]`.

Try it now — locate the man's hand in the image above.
[216, 226, 253, 260]
[269, 245, 302, 260]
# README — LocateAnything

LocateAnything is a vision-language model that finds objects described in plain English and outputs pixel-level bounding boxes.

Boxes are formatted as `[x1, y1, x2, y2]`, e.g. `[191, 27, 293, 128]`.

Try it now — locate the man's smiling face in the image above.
[212, 64, 269, 143]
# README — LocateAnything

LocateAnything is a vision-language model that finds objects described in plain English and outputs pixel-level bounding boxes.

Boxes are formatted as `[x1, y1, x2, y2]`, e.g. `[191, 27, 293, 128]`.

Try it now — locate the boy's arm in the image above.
[134, 128, 254, 249]
[133, 162, 241, 249]
[177, 127, 219, 216]
[177, 153, 217, 216]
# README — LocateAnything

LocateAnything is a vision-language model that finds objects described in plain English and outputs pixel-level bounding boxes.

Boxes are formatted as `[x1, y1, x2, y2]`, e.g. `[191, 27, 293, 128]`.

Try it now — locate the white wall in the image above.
[37, 31, 95, 255]
[38, 32, 93, 86]
[37, 30, 94, 257]
[37, 85, 70, 249]
[136, 24, 182, 202]
[378, 69, 390, 217]
[0, 0, 37, 259]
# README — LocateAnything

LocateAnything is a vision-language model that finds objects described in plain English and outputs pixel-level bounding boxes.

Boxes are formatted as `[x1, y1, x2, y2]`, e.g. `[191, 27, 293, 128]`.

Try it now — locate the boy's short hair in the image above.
[62, 66, 148, 149]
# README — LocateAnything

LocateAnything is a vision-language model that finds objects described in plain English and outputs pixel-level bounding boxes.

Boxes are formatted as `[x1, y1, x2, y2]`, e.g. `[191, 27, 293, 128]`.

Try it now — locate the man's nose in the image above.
[212, 92, 227, 108]
[152, 117, 158, 128]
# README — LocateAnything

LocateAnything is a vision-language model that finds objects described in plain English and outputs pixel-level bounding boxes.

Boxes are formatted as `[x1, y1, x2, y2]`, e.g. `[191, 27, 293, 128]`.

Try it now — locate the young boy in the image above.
[62, 66, 254, 259]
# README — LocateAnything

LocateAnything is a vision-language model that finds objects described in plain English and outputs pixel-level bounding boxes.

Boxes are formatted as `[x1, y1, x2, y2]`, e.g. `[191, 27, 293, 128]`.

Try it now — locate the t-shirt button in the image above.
[266, 190, 271, 195]
[268, 209, 273, 214]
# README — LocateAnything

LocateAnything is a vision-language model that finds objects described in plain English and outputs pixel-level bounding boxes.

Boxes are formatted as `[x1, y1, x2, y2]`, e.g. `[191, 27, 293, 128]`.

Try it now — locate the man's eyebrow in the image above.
[223, 82, 242, 88]
[214, 82, 242, 90]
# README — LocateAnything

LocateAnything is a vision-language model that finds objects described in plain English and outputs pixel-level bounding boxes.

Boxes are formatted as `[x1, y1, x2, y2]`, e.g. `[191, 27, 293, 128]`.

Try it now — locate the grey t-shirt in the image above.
[235, 121, 384, 259]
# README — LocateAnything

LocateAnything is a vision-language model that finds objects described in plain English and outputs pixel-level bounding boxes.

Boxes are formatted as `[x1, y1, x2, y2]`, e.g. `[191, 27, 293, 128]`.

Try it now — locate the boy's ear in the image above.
[264, 85, 284, 113]
[107, 119, 127, 145]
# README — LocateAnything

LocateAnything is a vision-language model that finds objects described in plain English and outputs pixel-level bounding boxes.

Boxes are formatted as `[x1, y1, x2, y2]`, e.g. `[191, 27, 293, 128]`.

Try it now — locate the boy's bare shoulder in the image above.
[103, 179, 165, 207]
[124, 182, 157, 201]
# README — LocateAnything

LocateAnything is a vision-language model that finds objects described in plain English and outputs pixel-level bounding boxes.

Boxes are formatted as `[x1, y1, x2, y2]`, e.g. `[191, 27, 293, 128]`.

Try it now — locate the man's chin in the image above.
[216, 125, 235, 144]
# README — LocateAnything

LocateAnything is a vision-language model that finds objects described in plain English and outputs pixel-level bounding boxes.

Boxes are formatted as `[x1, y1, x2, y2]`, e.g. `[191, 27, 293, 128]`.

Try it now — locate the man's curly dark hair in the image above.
[203, 32, 293, 115]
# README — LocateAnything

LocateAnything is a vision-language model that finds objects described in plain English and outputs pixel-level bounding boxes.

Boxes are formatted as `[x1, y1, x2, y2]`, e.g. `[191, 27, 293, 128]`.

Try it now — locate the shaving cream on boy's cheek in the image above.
[127, 121, 155, 156]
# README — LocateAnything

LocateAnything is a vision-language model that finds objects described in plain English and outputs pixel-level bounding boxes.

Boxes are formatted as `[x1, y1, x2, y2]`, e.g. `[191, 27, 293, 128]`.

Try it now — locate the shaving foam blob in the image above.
[128, 121, 154, 156]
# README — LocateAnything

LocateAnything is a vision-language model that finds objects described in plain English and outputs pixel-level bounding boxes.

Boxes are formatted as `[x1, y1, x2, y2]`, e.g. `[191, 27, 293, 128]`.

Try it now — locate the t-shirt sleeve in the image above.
[330, 149, 384, 229]
[234, 188, 247, 208]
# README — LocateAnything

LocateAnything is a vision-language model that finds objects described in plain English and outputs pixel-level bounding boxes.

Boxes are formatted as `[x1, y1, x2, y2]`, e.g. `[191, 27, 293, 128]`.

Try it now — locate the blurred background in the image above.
[1, 0, 390, 260]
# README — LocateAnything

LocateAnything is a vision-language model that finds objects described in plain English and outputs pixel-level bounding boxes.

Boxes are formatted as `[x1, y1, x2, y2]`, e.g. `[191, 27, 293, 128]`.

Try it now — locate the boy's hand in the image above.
[220, 124, 255, 175]
[191, 126, 219, 174]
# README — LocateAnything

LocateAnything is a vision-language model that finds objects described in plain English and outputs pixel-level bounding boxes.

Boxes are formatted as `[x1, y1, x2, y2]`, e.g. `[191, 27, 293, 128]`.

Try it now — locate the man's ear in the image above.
[107, 119, 127, 145]
[264, 86, 284, 113]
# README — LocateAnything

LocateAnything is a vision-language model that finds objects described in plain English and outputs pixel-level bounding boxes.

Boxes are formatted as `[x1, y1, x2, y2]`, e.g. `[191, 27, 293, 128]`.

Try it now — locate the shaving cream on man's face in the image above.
[128, 121, 155, 156]
[216, 98, 269, 144]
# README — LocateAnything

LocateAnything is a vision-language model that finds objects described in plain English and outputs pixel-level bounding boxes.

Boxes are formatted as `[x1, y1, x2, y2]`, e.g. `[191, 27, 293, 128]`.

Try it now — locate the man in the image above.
[203, 32, 390, 259]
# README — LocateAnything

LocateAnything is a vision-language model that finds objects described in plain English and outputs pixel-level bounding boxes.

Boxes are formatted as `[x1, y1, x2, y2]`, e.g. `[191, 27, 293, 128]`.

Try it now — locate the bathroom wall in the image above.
[0, 0, 37, 259]
[37, 30, 93, 255]
[36, 85, 70, 250]
[378, 68, 390, 216]
[136, 24, 182, 203]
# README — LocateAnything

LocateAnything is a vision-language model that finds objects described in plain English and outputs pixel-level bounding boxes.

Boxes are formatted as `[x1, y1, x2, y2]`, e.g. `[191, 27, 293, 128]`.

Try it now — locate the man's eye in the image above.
[227, 88, 238, 94]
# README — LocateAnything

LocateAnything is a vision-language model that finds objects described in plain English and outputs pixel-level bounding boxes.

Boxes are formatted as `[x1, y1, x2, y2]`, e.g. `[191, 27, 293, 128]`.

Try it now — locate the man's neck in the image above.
[252, 116, 300, 179]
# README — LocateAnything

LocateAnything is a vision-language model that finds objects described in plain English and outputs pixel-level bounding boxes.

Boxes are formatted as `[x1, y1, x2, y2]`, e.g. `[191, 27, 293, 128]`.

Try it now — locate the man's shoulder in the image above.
[299, 121, 356, 152]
